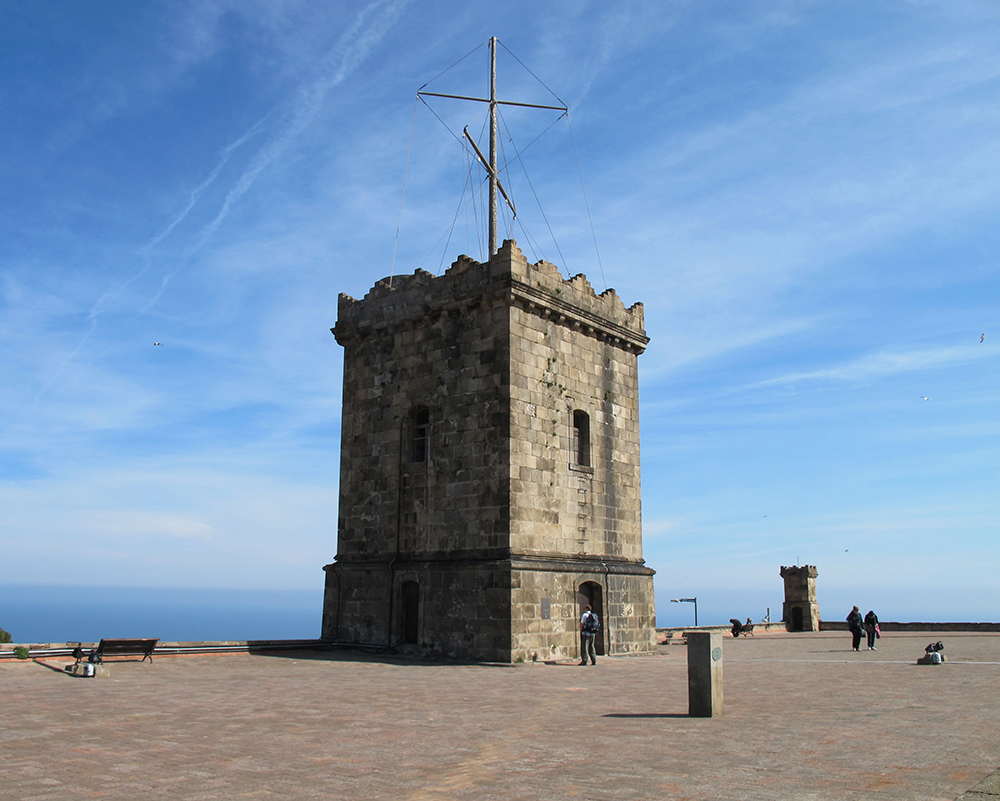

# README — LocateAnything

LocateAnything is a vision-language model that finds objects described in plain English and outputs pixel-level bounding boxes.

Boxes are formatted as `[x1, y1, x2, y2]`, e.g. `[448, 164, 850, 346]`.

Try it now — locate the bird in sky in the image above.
[981, 333, 986, 343]
[919, 396, 930, 401]
[153, 342, 163, 346]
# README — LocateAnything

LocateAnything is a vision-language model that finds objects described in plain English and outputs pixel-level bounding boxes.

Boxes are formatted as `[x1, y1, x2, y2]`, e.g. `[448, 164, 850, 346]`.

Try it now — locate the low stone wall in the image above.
[0, 639, 330, 660]
[656, 622, 787, 639]
[819, 621, 1000, 633]
[656, 621, 1000, 640]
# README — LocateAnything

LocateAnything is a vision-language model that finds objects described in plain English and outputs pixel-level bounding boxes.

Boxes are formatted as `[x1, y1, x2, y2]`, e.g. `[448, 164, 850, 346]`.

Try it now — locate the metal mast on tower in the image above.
[488, 36, 498, 258]
[417, 37, 567, 257]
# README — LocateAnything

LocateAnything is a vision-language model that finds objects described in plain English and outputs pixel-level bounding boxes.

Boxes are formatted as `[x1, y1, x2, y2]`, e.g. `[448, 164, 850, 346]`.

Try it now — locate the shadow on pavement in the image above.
[249, 646, 519, 668]
[602, 712, 690, 718]
[32, 659, 72, 674]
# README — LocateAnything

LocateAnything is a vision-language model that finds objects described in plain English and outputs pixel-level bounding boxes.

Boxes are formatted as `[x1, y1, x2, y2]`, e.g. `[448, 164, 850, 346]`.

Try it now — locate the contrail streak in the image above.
[89, 115, 272, 320]
[4, 0, 408, 442]
[145, 0, 409, 308]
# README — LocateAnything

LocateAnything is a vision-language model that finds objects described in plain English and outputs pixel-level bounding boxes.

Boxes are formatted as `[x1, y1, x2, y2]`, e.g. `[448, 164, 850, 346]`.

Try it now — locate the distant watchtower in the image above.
[780, 565, 820, 631]
[321, 240, 656, 662]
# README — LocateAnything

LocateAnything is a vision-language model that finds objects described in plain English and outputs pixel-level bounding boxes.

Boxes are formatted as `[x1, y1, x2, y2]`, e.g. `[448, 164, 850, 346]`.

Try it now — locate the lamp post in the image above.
[671, 597, 698, 626]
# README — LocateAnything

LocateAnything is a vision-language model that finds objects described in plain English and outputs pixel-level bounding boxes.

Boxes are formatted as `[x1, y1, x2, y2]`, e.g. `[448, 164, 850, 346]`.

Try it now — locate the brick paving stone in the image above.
[1, 630, 999, 800]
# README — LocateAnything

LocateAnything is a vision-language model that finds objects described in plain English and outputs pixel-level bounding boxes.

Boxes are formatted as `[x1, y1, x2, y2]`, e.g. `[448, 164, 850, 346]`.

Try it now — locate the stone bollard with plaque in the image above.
[686, 631, 723, 717]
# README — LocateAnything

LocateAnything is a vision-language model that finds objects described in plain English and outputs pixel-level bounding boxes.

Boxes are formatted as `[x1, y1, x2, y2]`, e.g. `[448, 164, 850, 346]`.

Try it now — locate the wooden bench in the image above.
[82, 638, 159, 663]
[730, 620, 755, 637]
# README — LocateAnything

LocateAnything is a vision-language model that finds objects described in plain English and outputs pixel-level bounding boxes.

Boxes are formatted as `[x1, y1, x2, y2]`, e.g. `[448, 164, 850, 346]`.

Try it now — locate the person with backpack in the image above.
[579, 605, 600, 665]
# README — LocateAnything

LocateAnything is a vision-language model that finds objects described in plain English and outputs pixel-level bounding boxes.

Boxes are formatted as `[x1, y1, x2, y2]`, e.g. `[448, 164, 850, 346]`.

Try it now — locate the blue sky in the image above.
[1, 1, 997, 628]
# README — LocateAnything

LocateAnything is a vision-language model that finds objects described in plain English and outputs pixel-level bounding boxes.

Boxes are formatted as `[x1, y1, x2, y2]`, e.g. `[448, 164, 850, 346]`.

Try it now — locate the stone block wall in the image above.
[605, 571, 657, 653]
[395, 563, 512, 660]
[508, 565, 656, 662]
[323, 241, 656, 661]
[334, 283, 511, 562]
[322, 563, 392, 646]
[324, 562, 512, 660]
[506, 265, 644, 561]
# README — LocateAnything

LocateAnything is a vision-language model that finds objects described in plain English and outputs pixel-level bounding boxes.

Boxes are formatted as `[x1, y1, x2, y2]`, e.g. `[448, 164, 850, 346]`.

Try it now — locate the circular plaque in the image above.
[712, 646, 722, 662]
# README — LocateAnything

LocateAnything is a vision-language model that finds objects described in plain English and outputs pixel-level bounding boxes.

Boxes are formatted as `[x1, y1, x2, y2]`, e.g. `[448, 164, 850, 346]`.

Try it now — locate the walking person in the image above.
[579, 604, 599, 665]
[847, 605, 864, 651]
[864, 609, 880, 650]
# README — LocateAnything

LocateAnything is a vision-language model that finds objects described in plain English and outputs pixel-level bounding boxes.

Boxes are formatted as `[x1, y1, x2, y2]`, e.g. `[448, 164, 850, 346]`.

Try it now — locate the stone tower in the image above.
[780, 565, 820, 631]
[322, 240, 656, 662]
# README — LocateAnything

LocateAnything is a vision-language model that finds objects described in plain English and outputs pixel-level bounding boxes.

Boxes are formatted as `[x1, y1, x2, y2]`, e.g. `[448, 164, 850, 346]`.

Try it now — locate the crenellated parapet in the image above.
[334, 240, 648, 354]
[780, 565, 819, 579]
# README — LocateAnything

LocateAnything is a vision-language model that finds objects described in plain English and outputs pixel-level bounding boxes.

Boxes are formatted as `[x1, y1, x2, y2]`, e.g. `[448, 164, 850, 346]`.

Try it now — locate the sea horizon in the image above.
[3, 582, 997, 645]
[0, 584, 323, 644]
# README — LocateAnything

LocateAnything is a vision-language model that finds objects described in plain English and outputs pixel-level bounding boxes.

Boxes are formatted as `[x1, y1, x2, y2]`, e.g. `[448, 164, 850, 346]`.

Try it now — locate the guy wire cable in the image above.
[498, 107, 569, 272]
[390, 96, 419, 288]
[567, 113, 607, 292]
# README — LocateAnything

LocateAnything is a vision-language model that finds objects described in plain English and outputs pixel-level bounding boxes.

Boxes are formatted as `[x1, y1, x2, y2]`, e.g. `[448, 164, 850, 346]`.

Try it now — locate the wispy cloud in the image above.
[755, 343, 994, 387]
[641, 315, 819, 382]
[80, 510, 214, 541]
[42, 3, 231, 157]
[0, 462, 337, 586]
[607, 24, 1000, 291]
[196, 0, 411, 247]
[145, 0, 409, 308]
[2, 0, 408, 437]
[88, 115, 274, 321]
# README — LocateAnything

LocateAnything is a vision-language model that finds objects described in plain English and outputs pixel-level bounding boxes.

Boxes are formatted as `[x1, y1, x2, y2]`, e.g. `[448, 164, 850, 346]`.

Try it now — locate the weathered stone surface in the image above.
[323, 240, 655, 662]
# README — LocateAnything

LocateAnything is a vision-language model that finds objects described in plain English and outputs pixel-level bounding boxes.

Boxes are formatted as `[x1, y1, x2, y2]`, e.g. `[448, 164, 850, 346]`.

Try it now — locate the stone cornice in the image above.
[509, 553, 655, 576]
[326, 552, 654, 576]
[508, 278, 649, 354]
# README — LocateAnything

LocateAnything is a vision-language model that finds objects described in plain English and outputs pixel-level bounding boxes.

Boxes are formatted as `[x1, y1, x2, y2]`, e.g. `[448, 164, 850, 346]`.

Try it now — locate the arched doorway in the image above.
[577, 581, 605, 655]
[401, 581, 420, 644]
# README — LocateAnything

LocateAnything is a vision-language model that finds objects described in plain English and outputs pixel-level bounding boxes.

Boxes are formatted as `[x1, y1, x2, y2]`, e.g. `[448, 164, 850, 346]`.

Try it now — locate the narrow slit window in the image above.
[573, 410, 590, 466]
[412, 407, 430, 462]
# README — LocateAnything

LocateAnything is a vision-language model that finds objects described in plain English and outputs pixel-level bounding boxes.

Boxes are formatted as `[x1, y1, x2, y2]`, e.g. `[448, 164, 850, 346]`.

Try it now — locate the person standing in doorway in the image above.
[847, 605, 864, 651]
[580, 604, 599, 665]
[864, 609, 880, 650]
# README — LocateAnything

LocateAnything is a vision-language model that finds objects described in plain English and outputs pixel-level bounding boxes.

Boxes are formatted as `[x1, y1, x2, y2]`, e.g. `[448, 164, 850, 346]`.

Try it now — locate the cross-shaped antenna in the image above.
[417, 37, 568, 257]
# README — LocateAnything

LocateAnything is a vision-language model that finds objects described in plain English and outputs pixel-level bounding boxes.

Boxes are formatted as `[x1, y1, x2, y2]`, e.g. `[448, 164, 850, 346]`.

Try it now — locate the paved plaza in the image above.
[3, 630, 1000, 800]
